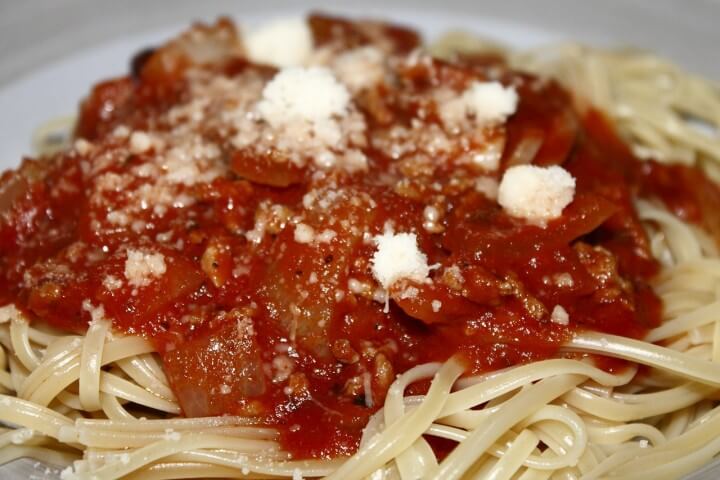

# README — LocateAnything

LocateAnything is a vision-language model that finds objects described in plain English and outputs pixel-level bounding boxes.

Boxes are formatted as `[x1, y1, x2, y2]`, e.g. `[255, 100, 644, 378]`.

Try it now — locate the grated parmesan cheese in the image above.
[398, 286, 419, 299]
[258, 67, 351, 128]
[439, 81, 518, 128]
[129, 131, 153, 154]
[245, 18, 313, 67]
[553, 273, 575, 288]
[316, 229, 337, 243]
[272, 354, 295, 382]
[294, 223, 316, 244]
[103, 275, 122, 291]
[331, 46, 385, 92]
[498, 165, 576, 227]
[106, 210, 130, 226]
[431, 300, 442, 312]
[112, 125, 130, 138]
[550, 305, 570, 325]
[162, 141, 223, 186]
[347, 278, 366, 294]
[371, 232, 430, 290]
[228, 68, 367, 171]
[73, 138, 92, 155]
[124, 249, 167, 287]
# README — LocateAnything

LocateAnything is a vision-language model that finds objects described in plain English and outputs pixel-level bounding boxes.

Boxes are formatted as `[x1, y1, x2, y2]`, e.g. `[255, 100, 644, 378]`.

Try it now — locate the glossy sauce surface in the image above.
[1, 14, 716, 459]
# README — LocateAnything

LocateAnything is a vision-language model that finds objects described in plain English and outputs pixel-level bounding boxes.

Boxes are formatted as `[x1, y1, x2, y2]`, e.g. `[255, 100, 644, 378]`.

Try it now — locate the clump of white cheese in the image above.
[248, 66, 367, 171]
[258, 66, 351, 129]
[498, 165, 576, 227]
[124, 249, 167, 287]
[371, 232, 430, 290]
[245, 18, 313, 67]
[294, 223, 315, 244]
[551, 305, 570, 325]
[439, 81, 519, 128]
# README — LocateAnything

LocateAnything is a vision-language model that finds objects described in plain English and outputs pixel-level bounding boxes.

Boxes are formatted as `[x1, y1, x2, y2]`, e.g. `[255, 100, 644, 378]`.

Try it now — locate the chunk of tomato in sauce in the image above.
[75, 78, 135, 141]
[504, 79, 579, 168]
[139, 18, 242, 87]
[0, 156, 83, 256]
[231, 150, 306, 187]
[390, 280, 478, 325]
[162, 317, 266, 417]
[96, 247, 205, 336]
[308, 13, 420, 54]
[25, 254, 97, 334]
[258, 239, 342, 359]
[443, 191, 617, 262]
[258, 227, 362, 359]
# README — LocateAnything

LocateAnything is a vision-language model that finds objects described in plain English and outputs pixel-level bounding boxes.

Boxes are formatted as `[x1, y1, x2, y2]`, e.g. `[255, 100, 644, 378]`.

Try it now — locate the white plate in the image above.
[1, 1, 719, 478]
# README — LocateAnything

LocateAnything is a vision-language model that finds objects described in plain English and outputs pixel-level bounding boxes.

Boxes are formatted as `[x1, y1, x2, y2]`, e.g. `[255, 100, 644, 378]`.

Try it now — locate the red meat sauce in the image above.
[1, 14, 719, 459]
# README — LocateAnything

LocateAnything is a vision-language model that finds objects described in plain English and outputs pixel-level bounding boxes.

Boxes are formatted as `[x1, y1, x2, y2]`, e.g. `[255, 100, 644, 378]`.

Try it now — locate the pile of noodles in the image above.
[2, 34, 720, 480]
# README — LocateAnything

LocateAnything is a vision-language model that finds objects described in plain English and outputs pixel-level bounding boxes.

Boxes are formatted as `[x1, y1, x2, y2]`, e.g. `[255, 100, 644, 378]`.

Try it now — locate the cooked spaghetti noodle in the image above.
[2, 13, 720, 480]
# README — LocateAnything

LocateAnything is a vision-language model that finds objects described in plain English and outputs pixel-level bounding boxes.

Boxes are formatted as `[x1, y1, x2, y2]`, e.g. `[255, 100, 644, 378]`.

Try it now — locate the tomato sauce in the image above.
[1, 14, 718, 459]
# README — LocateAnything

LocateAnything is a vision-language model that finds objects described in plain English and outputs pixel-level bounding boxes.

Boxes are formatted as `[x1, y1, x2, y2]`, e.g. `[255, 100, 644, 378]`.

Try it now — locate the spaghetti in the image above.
[2, 13, 720, 480]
